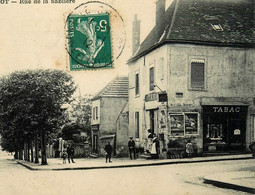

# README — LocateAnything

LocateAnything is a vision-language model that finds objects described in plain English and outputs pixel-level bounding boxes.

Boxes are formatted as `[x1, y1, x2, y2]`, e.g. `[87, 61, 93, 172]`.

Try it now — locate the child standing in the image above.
[62, 149, 67, 164]
[186, 140, 194, 158]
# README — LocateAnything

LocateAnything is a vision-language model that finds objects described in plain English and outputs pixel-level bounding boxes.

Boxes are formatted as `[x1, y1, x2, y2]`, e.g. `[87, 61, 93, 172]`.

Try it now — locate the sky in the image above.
[0, 0, 173, 95]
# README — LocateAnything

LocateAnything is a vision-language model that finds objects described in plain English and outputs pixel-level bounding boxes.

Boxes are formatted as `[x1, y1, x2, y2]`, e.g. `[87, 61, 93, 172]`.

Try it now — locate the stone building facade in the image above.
[90, 76, 129, 156]
[128, 0, 255, 156]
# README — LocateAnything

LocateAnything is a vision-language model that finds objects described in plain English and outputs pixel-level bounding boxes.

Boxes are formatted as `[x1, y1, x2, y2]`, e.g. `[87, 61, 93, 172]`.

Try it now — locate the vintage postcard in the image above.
[0, 0, 254, 194]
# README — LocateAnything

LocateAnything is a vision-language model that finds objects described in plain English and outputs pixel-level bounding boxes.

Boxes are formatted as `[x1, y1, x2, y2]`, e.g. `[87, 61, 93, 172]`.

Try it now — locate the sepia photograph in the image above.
[0, 0, 254, 194]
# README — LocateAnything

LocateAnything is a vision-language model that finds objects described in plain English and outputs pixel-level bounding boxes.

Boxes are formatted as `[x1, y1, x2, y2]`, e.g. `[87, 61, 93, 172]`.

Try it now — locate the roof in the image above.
[91, 76, 128, 101]
[128, 0, 255, 63]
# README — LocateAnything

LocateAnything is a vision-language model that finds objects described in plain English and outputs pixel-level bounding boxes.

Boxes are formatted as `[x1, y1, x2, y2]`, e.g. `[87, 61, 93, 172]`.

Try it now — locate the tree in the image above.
[62, 95, 92, 143]
[0, 69, 76, 165]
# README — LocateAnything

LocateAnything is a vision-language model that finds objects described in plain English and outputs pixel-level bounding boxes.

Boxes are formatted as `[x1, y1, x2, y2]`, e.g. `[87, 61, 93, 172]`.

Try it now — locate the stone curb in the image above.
[203, 178, 255, 194]
[16, 156, 253, 171]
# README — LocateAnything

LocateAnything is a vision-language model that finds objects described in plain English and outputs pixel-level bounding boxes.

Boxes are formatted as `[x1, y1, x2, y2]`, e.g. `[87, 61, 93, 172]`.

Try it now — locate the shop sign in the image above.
[145, 92, 167, 102]
[145, 93, 158, 102]
[91, 125, 99, 131]
[212, 106, 240, 113]
[203, 105, 246, 113]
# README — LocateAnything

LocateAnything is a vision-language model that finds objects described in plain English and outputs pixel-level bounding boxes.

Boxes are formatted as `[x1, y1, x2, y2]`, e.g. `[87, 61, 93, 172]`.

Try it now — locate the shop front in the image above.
[203, 105, 248, 153]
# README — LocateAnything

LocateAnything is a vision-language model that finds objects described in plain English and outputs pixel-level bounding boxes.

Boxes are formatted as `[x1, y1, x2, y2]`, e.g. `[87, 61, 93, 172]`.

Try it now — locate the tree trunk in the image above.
[19, 150, 23, 160]
[24, 143, 27, 161]
[14, 150, 18, 159]
[27, 141, 30, 162]
[34, 133, 39, 163]
[41, 131, 47, 165]
[30, 140, 34, 163]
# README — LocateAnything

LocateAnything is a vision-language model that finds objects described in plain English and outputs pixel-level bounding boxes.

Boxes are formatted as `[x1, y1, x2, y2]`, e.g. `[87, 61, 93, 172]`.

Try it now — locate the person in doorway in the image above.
[62, 149, 67, 164]
[67, 145, 75, 163]
[186, 140, 194, 158]
[104, 142, 113, 163]
[249, 141, 255, 158]
[151, 136, 160, 159]
[128, 137, 136, 160]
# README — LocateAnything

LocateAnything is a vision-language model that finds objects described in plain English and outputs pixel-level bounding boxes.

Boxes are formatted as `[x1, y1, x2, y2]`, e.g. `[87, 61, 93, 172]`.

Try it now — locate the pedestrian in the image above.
[249, 141, 255, 158]
[104, 141, 113, 163]
[67, 145, 75, 163]
[128, 136, 136, 160]
[151, 136, 159, 159]
[62, 149, 67, 164]
[186, 140, 194, 158]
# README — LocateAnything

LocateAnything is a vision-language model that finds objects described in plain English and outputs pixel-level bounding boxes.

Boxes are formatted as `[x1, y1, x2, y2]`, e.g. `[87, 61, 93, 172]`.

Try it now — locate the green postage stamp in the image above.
[67, 13, 112, 70]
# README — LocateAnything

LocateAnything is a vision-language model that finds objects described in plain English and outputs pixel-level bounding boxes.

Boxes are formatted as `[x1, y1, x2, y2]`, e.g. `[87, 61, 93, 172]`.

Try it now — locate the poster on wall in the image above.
[184, 113, 198, 135]
[169, 114, 184, 136]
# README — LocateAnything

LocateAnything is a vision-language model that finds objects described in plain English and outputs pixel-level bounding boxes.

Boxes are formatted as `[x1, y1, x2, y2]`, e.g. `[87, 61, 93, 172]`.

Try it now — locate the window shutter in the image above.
[149, 67, 154, 91]
[135, 73, 139, 95]
[191, 62, 204, 88]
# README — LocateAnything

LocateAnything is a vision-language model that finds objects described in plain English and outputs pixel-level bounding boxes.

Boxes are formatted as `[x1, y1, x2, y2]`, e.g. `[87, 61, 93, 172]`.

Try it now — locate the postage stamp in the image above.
[67, 13, 112, 70]
[66, 1, 126, 71]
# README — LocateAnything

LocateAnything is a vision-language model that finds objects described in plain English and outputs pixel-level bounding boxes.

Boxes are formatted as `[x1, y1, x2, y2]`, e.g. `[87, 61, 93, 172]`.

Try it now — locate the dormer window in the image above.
[211, 24, 223, 31]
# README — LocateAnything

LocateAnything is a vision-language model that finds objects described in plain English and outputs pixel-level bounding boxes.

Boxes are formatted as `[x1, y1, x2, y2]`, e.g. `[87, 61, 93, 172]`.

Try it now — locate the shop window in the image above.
[170, 114, 184, 136]
[135, 112, 139, 138]
[170, 113, 198, 137]
[185, 113, 198, 135]
[135, 73, 139, 95]
[190, 59, 205, 89]
[149, 67, 154, 91]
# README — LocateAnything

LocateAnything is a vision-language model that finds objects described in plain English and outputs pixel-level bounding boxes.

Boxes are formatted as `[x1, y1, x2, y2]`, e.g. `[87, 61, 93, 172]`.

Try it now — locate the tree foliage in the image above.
[0, 69, 76, 164]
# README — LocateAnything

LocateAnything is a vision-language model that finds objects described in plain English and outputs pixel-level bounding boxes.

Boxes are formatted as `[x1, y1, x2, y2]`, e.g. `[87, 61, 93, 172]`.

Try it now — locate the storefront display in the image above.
[203, 105, 248, 152]
[169, 113, 198, 137]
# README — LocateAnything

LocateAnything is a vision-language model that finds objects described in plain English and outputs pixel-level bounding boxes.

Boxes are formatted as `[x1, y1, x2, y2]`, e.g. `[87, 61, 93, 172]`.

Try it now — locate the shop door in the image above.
[228, 117, 246, 150]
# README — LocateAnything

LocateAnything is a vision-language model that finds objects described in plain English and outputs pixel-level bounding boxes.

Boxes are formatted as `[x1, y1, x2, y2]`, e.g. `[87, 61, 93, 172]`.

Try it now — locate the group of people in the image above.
[62, 145, 75, 164]
[61, 138, 255, 164]
[104, 137, 137, 163]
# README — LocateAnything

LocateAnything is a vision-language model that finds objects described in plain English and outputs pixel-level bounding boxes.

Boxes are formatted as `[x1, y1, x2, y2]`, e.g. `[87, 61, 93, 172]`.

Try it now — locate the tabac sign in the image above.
[203, 105, 248, 114]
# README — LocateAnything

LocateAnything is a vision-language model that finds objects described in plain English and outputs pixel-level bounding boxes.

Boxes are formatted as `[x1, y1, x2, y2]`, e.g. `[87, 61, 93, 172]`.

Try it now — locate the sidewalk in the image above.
[17, 154, 252, 171]
[204, 171, 255, 194]
[16, 154, 254, 193]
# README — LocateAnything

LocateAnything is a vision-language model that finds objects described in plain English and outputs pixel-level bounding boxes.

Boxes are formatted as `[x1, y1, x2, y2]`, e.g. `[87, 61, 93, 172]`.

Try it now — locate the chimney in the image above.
[156, 0, 166, 26]
[132, 14, 141, 56]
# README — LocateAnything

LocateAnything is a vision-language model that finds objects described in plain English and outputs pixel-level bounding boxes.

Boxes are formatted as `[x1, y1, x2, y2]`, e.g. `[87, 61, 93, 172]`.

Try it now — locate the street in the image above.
[0, 150, 253, 195]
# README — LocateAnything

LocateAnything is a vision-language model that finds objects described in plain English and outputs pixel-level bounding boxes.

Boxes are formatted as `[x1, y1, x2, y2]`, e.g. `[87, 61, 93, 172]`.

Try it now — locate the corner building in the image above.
[127, 0, 255, 156]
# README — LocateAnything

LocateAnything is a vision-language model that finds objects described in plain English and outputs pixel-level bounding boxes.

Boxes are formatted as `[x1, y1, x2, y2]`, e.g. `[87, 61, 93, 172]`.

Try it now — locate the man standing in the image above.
[104, 142, 113, 163]
[67, 145, 75, 163]
[128, 137, 136, 160]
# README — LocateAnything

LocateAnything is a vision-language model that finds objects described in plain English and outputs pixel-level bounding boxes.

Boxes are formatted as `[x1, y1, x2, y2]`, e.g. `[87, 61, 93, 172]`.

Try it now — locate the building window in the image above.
[190, 59, 205, 89]
[93, 107, 98, 120]
[95, 107, 98, 119]
[135, 73, 139, 95]
[169, 113, 198, 137]
[135, 112, 139, 138]
[211, 24, 223, 31]
[170, 114, 184, 136]
[184, 113, 198, 135]
[149, 67, 154, 91]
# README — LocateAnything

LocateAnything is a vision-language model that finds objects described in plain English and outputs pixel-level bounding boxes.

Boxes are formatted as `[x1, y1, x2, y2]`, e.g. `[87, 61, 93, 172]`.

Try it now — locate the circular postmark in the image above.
[65, 1, 126, 70]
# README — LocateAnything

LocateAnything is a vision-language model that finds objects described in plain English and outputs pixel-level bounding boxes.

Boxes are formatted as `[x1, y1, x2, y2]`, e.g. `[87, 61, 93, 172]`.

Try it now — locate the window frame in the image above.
[188, 58, 207, 91]
[149, 66, 155, 91]
[169, 112, 199, 137]
[135, 72, 140, 96]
